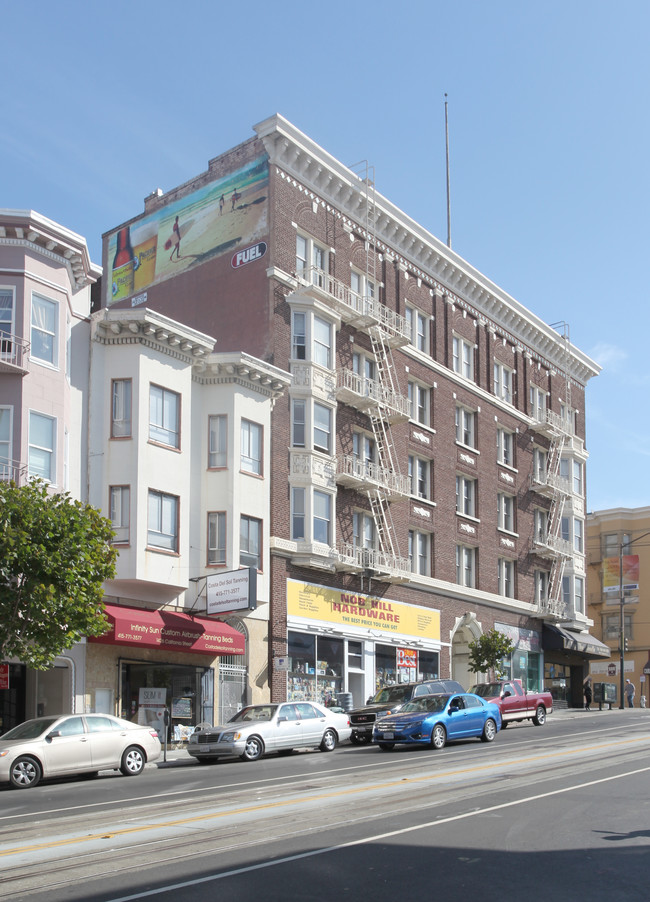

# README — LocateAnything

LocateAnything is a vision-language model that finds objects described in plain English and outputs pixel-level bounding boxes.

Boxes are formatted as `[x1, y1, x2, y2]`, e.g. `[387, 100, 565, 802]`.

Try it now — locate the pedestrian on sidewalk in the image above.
[625, 679, 636, 708]
[584, 679, 592, 711]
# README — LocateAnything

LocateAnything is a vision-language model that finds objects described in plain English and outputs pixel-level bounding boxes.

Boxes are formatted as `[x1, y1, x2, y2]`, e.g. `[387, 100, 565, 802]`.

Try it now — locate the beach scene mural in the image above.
[106, 154, 269, 304]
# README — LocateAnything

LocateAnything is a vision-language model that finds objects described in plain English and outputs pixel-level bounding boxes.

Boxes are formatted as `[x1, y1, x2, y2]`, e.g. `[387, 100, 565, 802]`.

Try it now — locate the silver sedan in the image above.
[187, 701, 352, 762]
[0, 714, 162, 789]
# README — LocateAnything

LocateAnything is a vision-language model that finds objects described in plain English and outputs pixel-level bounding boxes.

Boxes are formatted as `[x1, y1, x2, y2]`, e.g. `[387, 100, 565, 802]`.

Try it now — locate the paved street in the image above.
[1, 707, 648, 902]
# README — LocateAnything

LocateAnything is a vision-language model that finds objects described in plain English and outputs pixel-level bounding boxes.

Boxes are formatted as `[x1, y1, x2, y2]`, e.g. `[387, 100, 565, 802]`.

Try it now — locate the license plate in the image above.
[383, 732, 394, 739]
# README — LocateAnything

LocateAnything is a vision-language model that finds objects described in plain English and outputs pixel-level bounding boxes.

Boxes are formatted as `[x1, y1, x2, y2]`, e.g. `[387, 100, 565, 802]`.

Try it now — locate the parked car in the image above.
[468, 679, 553, 727]
[0, 714, 161, 789]
[187, 701, 351, 762]
[372, 692, 502, 750]
[349, 679, 466, 744]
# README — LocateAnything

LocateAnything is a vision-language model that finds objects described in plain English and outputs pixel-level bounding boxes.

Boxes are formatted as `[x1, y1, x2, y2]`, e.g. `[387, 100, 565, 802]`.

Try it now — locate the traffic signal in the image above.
[624, 637, 629, 652]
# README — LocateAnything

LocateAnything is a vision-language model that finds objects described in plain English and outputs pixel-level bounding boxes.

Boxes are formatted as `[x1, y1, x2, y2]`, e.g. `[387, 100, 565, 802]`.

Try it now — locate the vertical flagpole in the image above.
[445, 93, 451, 249]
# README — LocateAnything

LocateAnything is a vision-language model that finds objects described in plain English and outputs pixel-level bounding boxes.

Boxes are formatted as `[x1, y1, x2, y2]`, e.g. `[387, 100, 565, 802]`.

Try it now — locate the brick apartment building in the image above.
[94, 113, 609, 712]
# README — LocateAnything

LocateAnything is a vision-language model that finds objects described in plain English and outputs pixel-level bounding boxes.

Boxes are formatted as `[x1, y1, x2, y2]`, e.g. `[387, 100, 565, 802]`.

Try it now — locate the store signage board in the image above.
[207, 568, 257, 616]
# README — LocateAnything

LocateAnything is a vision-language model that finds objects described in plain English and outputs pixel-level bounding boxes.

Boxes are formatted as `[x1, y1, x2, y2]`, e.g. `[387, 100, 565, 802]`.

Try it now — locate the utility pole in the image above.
[618, 531, 650, 708]
[445, 93, 451, 250]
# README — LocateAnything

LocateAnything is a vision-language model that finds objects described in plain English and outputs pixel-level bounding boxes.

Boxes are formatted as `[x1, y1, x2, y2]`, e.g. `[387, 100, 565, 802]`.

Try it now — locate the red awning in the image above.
[91, 604, 245, 656]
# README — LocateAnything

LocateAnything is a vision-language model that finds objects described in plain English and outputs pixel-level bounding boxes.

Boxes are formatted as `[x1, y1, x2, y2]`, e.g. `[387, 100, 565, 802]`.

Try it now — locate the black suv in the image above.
[348, 679, 465, 744]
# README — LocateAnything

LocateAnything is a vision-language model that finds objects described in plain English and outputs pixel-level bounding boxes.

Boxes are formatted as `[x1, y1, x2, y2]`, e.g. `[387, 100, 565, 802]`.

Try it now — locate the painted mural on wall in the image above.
[106, 155, 269, 305]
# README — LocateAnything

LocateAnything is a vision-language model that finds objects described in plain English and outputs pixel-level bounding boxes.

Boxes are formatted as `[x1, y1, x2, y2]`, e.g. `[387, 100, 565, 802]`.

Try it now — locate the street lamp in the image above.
[618, 531, 650, 709]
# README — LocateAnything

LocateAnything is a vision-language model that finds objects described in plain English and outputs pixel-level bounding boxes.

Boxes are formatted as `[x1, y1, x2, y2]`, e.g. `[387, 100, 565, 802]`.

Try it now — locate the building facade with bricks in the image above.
[95, 113, 608, 713]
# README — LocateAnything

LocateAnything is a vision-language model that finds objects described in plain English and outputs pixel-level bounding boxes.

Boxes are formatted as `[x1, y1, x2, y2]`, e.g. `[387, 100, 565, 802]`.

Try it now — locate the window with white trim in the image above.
[497, 493, 515, 532]
[456, 474, 477, 518]
[207, 511, 226, 565]
[534, 509, 548, 544]
[455, 405, 476, 448]
[493, 362, 513, 404]
[291, 487, 305, 540]
[0, 406, 11, 475]
[573, 518, 584, 553]
[111, 379, 132, 439]
[31, 294, 58, 366]
[529, 385, 547, 421]
[604, 612, 630, 640]
[408, 381, 429, 425]
[498, 558, 515, 598]
[149, 384, 180, 448]
[147, 490, 178, 551]
[292, 399, 306, 447]
[240, 515, 262, 569]
[409, 455, 430, 499]
[353, 432, 375, 466]
[291, 309, 334, 369]
[351, 270, 375, 301]
[313, 490, 332, 545]
[296, 234, 327, 287]
[497, 427, 514, 467]
[240, 419, 263, 475]
[208, 415, 227, 468]
[532, 447, 547, 483]
[313, 403, 332, 453]
[535, 569, 549, 605]
[572, 460, 583, 496]
[456, 544, 476, 587]
[406, 306, 428, 353]
[409, 530, 430, 576]
[0, 289, 14, 349]
[292, 311, 306, 360]
[574, 576, 585, 614]
[353, 512, 376, 550]
[109, 486, 130, 544]
[452, 335, 474, 380]
[313, 316, 332, 368]
[29, 411, 56, 481]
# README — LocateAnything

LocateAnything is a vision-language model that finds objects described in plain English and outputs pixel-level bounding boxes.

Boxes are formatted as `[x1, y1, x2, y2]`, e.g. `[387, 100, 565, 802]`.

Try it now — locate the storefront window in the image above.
[544, 662, 570, 704]
[120, 661, 210, 741]
[375, 644, 397, 691]
[287, 632, 344, 706]
[418, 651, 440, 681]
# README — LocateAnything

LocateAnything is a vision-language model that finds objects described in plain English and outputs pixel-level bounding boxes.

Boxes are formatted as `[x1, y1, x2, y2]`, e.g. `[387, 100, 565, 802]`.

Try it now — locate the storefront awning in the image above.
[90, 604, 245, 655]
[543, 624, 611, 659]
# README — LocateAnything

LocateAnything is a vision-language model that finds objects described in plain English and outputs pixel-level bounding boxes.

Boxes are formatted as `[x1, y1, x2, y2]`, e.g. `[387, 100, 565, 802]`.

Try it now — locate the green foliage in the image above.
[0, 480, 117, 669]
[467, 628, 515, 678]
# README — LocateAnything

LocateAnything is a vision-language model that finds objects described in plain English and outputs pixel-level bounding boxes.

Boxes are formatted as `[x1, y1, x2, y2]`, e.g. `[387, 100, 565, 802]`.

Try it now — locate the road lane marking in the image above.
[0, 733, 647, 858]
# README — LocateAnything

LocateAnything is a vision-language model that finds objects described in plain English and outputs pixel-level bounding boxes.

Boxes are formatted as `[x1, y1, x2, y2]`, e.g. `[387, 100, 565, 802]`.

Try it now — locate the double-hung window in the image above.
[240, 420, 262, 475]
[292, 312, 306, 360]
[455, 406, 476, 448]
[497, 493, 515, 532]
[207, 512, 226, 565]
[292, 400, 306, 447]
[406, 307, 428, 353]
[456, 475, 476, 518]
[351, 271, 375, 302]
[493, 362, 513, 404]
[109, 486, 130, 544]
[240, 515, 261, 570]
[291, 487, 306, 540]
[31, 294, 58, 366]
[296, 234, 327, 287]
[0, 406, 11, 475]
[452, 336, 474, 380]
[408, 382, 429, 425]
[498, 559, 515, 598]
[147, 490, 178, 551]
[208, 415, 227, 468]
[313, 316, 332, 368]
[572, 460, 583, 496]
[456, 545, 476, 587]
[313, 491, 331, 545]
[530, 385, 547, 422]
[497, 427, 514, 467]
[313, 403, 332, 453]
[0, 289, 14, 353]
[29, 411, 55, 481]
[534, 509, 548, 544]
[353, 512, 375, 550]
[111, 379, 132, 438]
[149, 385, 180, 448]
[409, 455, 430, 499]
[409, 530, 430, 576]
[535, 570, 549, 605]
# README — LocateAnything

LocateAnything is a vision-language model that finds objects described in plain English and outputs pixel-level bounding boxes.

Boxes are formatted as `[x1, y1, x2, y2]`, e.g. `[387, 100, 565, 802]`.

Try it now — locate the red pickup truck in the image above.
[468, 679, 553, 727]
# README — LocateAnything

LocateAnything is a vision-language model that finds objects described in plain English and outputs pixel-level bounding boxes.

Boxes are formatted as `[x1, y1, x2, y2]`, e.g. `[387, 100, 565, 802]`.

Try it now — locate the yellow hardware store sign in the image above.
[287, 580, 440, 640]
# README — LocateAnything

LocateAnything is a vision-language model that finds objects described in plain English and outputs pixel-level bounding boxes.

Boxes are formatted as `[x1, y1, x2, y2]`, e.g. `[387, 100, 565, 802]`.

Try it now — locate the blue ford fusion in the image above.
[372, 692, 501, 750]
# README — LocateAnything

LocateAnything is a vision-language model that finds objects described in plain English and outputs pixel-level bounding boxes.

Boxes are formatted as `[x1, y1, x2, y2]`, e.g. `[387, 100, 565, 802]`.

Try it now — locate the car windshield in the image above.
[229, 706, 278, 723]
[371, 686, 410, 704]
[470, 684, 501, 698]
[401, 695, 449, 714]
[1, 717, 61, 740]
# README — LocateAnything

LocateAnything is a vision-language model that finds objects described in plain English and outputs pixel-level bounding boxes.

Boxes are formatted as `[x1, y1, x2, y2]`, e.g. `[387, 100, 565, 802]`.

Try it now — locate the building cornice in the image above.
[254, 114, 600, 386]
[0, 209, 101, 290]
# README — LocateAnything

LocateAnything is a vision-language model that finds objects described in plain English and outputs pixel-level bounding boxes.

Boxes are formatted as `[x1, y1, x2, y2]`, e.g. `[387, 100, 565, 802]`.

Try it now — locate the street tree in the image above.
[0, 479, 117, 669]
[467, 628, 515, 680]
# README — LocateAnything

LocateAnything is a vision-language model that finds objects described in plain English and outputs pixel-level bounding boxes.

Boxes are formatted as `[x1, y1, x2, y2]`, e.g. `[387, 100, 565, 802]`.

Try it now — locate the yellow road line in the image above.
[2, 734, 647, 858]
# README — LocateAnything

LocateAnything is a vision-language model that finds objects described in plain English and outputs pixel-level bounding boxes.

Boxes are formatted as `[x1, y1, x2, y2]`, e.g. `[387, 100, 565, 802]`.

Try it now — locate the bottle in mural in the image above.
[111, 227, 135, 301]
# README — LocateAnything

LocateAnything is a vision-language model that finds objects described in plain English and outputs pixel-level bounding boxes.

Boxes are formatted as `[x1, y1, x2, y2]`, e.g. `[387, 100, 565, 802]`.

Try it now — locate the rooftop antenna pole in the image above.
[445, 93, 452, 249]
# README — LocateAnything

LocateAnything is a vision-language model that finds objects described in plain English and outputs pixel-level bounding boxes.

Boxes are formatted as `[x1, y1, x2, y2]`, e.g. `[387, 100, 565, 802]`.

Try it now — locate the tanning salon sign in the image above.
[287, 580, 440, 642]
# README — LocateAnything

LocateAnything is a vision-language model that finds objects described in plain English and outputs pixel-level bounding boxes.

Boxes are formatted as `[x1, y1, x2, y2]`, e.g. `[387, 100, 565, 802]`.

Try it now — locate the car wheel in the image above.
[431, 724, 447, 750]
[533, 705, 546, 726]
[481, 718, 497, 743]
[10, 756, 42, 789]
[240, 735, 264, 761]
[120, 745, 145, 776]
[378, 742, 395, 751]
[320, 729, 337, 752]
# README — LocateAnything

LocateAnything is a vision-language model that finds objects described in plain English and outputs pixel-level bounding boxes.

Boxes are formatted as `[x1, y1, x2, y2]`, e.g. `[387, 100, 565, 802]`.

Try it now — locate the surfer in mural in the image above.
[169, 215, 182, 261]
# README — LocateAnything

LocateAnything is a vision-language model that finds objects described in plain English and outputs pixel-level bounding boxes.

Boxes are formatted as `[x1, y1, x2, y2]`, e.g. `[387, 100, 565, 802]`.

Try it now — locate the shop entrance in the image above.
[0, 664, 26, 732]
[119, 660, 211, 741]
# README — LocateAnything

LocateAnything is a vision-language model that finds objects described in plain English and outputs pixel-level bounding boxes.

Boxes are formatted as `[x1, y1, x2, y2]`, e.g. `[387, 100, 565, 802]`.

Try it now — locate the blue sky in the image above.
[3, 1, 649, 512]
